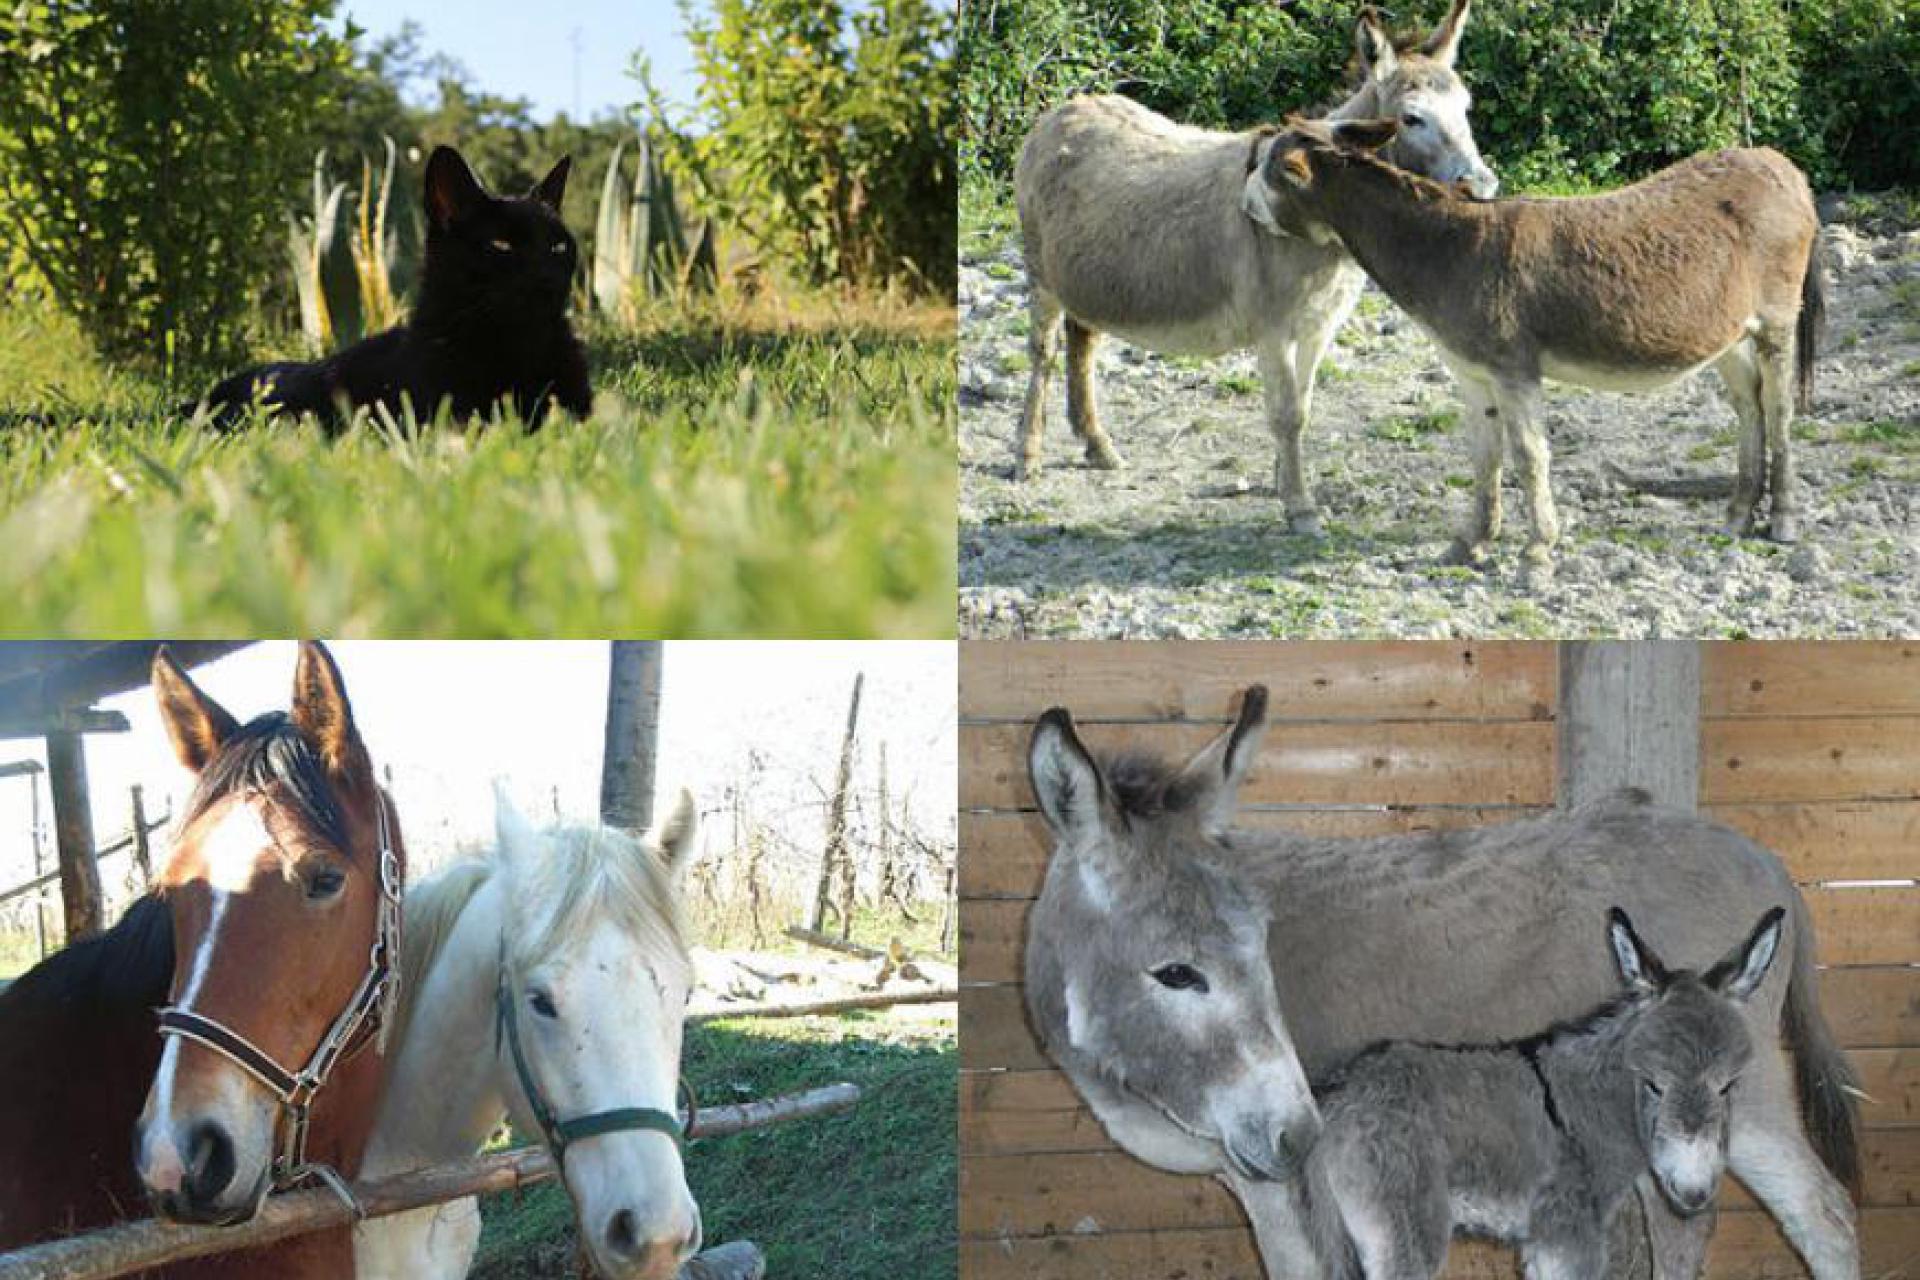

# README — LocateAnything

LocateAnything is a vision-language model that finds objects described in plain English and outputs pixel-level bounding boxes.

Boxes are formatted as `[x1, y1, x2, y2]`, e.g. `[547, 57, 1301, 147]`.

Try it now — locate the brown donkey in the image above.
[1243, 118, 1823, 574]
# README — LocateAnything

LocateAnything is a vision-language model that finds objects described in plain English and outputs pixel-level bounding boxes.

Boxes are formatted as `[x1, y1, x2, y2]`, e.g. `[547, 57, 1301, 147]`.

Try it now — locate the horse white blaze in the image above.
[523, 919, 699, 1280]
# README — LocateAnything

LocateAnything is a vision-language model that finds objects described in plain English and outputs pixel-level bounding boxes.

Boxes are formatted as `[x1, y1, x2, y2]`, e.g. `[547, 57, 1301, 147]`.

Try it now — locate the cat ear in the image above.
[529, 156, 571, 211]
[425, 146, 487, 229]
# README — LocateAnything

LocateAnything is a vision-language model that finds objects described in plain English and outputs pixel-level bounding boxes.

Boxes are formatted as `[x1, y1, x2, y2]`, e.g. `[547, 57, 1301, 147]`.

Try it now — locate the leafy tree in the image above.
[0, 0, 349, 374]
[645, 0, 956, 296]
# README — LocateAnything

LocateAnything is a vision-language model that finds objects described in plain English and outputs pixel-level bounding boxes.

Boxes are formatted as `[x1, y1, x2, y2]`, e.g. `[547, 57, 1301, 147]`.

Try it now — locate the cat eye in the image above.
[487, 237, 512, 252]
[1151, 963, 1209, 993]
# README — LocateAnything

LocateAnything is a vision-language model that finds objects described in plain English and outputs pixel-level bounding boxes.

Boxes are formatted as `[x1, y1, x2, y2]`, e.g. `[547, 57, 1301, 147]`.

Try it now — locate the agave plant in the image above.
[286, 150, 346, 352]
[349, 136, 402, 334]
[593, 127, 716, 320]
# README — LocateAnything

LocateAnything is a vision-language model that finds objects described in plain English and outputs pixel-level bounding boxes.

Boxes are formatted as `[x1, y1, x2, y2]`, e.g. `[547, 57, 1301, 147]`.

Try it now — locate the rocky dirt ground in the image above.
[959, 194, 1920, 638]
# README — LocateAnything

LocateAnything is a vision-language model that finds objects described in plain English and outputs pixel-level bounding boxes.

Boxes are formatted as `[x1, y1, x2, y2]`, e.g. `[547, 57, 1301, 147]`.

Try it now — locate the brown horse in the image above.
[0, 642, 405, 1278]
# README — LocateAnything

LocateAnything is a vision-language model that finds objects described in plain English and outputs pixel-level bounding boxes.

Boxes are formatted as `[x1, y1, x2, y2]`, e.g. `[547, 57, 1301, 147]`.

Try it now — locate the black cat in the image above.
[197, 146, 592, 430]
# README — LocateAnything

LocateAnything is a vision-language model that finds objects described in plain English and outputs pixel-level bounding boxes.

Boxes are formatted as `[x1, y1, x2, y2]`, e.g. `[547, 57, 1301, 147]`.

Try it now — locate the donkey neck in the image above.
[1529, 1003, 1653, 1202]
[360, 876, 513, 1177]
[1312, 161, 1486, 324]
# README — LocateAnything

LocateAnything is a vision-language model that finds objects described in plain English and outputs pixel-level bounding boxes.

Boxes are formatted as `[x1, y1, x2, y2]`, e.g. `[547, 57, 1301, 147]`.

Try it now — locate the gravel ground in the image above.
[959, 195, 1920, 638]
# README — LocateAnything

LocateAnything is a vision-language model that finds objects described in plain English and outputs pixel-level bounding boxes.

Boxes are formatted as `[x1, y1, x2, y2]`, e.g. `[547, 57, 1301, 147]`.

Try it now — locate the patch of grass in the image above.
[1685, 442, 1720, 463]
[470, 1011, 955, 1280]
[998, 348, 1030, 374]
[1368, 407, 1458, 446]
[1495, 599, 1555, 636]
[0, 296, 955, 636]
[1443, 473, 1474, 490]
[1217, 371, 1261, 397]
[1839, 418, 1920, 454]
[960, 173, 1018, 253]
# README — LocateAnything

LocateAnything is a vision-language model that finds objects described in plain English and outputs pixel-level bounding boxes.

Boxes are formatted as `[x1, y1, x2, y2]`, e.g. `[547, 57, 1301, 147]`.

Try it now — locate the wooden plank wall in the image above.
[957, 641, 1920, 1280]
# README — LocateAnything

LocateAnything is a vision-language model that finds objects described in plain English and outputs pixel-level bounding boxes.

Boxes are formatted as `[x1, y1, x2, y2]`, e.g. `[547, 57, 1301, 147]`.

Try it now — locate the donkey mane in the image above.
[175, 712, 350, 856]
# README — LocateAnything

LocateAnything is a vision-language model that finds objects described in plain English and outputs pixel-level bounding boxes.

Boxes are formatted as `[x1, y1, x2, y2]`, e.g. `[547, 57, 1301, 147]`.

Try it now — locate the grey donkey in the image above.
[1023, 686, 1860, 1280]
[1300, 906, 1785, 1280]
[1012, 0, 1497, 534]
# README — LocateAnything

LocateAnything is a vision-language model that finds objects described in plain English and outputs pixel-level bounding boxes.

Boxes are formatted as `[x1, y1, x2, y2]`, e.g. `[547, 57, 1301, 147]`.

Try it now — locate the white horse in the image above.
[354, 790, 756, 1280]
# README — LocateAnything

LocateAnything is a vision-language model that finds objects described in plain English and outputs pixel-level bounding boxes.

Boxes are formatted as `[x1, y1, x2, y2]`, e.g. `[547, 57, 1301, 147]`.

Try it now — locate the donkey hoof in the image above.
[1287, 509, 1325, 538]
[1016, 456, 1044, 482]
[1441, 538, 1491, 569]
[1768, 513, 1800, 544]
[1085, 442, 1126, 470]
[1520, 548, 1556, 589]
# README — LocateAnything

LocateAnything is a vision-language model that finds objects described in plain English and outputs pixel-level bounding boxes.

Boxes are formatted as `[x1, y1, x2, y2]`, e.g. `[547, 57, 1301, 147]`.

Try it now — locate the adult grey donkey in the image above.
[1024, 686, 1859, 1280]
[1299, 906, 1784, 1279]
[1012, 0, 1498, 538]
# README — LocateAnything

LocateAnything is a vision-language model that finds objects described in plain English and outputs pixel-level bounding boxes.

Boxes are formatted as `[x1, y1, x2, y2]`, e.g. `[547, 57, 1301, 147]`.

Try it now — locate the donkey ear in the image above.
[1029, 708, 1115, 848]
[1332, 118, 1400, 152]
[1608, 908, 1670, 994]
[291, 641, 371, 785]
[425, 145, 487, 229]
[651, 787, 700, 878]
[152, 646, 239, 774]
[1175, 685, 1269, 835]
[528, 155, 571, 211]
[1354, 8, 1398, 82]
[1420, 0, 1470, 68]
[1706, 907, 1786, 1001]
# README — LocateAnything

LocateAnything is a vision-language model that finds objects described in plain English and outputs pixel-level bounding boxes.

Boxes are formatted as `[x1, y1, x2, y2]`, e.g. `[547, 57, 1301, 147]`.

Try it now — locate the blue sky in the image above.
[334, 0, 704, 123]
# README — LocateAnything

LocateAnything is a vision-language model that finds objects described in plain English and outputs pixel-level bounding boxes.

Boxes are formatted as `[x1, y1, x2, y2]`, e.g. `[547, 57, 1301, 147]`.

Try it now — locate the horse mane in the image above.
[0, 894, 174, 1014]
[175, 713, 350, 857]
[1099, 751, 1207, 820]
[501, 820, 690, 976]
[391, 859, 495, 1048]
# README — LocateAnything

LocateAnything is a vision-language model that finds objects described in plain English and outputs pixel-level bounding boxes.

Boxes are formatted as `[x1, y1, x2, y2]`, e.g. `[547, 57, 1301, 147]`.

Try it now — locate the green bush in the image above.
[0, 1, 349, 376]
[646, 0, 957, 296]
[960, 0, 1920, 192]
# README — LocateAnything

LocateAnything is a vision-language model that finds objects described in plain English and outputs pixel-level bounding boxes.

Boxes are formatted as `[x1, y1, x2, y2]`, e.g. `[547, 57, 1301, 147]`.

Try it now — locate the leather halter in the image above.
[156, 793, 403, 1208]
[494, 940, 694, 1166]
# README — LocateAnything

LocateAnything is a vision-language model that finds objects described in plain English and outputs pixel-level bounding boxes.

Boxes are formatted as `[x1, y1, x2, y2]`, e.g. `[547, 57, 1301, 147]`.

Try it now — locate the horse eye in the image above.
[488, 237, 512, 252]
[529, 991, 558, 1019]
[1401, 111, 1427, 129]
[305, 867, 346, 900]
[1151, 963, 1210, 993]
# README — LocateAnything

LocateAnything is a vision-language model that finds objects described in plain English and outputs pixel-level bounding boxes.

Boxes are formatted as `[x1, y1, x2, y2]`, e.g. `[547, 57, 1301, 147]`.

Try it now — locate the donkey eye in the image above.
[488, 237, 512, 252]
[529, 990, 558, 1018]
[550, 240, 568, 254]
[1719, 1079, 1738, 1097]
[305, 867, 346, 900]
[1401, 111, 1427, 129]
[1151, 963, 1210, 993]
[1642, 1078, 1664, 1098]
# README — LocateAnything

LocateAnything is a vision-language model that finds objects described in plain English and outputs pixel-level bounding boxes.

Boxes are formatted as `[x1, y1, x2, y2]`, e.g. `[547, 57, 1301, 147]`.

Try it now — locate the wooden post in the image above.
[28, 771, 45, 958]
[128, 785, 152, 889]
[1556, 641, 1700, 813]
[810, 673, 863, 935]
[600, 642, 664, 834]
[44, 730, 103, 942]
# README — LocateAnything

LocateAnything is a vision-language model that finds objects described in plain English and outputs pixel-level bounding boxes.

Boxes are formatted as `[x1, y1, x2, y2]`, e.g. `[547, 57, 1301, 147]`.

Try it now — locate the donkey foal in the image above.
[1300, 906, 1784, 1280]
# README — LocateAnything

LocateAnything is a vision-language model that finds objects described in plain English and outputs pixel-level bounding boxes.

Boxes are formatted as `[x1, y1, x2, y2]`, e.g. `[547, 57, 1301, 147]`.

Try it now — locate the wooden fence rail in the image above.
[0, 1084, 861, 1280]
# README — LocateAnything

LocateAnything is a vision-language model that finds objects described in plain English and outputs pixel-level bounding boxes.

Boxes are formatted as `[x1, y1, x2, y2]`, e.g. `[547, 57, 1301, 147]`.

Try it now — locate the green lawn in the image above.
[469, 1007, 956, 1280]
[0, 297, 955, 637]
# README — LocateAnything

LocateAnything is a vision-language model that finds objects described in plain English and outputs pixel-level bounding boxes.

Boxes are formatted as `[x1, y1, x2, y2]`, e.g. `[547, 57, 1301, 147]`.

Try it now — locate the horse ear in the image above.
[1420, 0, 1470, 67]
[651, 788, 700, 878]
[1333, 118, 1400, 153]
[425, 145, 486, 229]
[528, 155, 571, 211]
[1608, 908, 1670, 993]
[1706, 907, 1786, 1001]
[152, 646, 239, 774]
[291, 641, 371, 786]
[493, 782, 538, 861]
[1029, 708, 1115, 848]
[1354, 8, 1398, 82]
[1175, 685, 1269, 835]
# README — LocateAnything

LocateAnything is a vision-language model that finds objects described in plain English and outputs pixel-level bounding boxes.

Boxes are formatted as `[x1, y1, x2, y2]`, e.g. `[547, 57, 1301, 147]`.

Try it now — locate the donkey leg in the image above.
[1755, 331, 1800, 543]
[1222, 1170, 1328, 1280]
[1016, 287, 1064, 480]
[1501, 383, 1560, 581]
[1278, 278, 1357, 538]
[1064, 317, 1124, 469]
[1636, 1178, 1713, 1280]
[1728, 1057, 1859, 1280]
[1442, 378, 1503, 567]
[1712, 345, 1767, 537]
[1257, 338, 1323, 536]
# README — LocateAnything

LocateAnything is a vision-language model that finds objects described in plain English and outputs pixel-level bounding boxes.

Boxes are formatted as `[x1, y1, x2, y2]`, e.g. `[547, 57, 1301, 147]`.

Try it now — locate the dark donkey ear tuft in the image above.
[1420, 0, 1471, 68]
[425, 145, 487, 229]
[291, 641, 371, 787]
[152, 646, 239, 774]
[1705, 906, 1786, 1002]
[529, 155, 571, 211]
[1607, 908, 1671, 994]
[1174, 685, 1269, 835]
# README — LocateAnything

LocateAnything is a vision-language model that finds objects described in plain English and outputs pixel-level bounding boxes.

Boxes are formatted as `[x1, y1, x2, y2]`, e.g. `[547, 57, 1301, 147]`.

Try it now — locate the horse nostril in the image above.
[605, 1208, 641, 1259]
[185, 1121, 236, 1207]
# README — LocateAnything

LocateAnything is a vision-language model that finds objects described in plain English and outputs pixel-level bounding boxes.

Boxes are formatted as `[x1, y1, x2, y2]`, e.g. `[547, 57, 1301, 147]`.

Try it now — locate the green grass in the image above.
[1839, 418, 1920, 454]
[0, 297, 955, 636]
[470, 1009, 955, 1280]
[1368, 407, 1458, 446]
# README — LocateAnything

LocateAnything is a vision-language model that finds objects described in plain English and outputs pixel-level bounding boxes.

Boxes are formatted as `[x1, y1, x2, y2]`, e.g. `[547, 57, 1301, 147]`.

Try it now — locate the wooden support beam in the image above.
[44, 730, 103, 941]
[784, 925, 886, 960]
[0, 709, 129, 741]
[0, 1084, 861, 1280]
[600, 641, 664, 834]
[1557, 641, 1700, 812]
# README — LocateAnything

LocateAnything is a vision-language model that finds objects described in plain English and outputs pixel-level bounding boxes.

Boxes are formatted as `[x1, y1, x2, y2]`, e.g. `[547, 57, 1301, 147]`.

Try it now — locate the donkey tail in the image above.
[1783, 890, 1861, 1193]
[1795, 231, 1825, 415]
[1299, 1151, 1363, 1280]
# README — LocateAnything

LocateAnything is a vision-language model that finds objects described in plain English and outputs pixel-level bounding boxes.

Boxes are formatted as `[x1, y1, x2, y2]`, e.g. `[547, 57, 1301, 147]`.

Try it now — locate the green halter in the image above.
[494, 943, 692, 1165]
